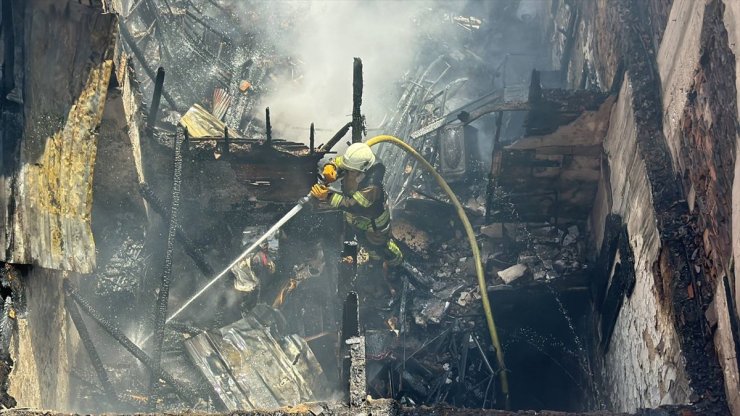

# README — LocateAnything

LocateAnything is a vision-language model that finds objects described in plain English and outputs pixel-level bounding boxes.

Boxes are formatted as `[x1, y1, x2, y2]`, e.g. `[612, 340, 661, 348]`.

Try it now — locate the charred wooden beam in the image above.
[146, 67, 165, 136]
[310, 123, 315, 154]
[319, 122, 352, 152]
[63, 280, 198, 405]
[64, 292, 120, 407]
[118, 21, 180, 111]
[351, 58, 363, 143]
[150, 129, 184, 405]
[265, 107, 272, 146]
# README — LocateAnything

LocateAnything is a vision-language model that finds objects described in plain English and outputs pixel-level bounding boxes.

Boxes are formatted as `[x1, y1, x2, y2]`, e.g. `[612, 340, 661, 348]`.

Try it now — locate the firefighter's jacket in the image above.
[326, 161, 390, 232]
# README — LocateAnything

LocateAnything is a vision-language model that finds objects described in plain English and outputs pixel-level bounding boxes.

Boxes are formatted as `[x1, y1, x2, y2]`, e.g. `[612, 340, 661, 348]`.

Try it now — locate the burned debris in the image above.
[1, 1, 739, 416]
[0, 264, 22, 409]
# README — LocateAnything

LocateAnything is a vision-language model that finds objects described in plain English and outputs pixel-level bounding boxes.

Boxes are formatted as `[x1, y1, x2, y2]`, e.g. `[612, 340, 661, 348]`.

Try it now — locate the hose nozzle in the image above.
[298, 194, 313, 205]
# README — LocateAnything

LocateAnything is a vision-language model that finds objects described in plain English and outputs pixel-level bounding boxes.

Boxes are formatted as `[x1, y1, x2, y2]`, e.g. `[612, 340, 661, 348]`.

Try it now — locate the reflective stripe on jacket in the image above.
[325, 161, 390, 230]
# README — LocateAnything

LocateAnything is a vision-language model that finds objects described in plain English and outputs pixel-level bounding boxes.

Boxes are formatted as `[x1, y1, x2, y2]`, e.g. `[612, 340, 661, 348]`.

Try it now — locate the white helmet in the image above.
[341, 143, 376, 172]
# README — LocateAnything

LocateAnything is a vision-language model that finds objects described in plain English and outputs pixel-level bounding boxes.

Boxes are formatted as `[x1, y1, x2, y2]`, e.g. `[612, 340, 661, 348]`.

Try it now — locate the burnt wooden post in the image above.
[223, 125, 230, 155]
[351, 58, 363, 143]
[485, 111, 504, 223]
[146, 67, 165, 136]
[340, 291, 360, 404]
[149, 128, 184, 408]
[119, 21, 179, 111]
[65, 291, 119, 408]
[309, 122, 315, 154]
[265, 107, 272, 147]
[338, 241, 358, 300]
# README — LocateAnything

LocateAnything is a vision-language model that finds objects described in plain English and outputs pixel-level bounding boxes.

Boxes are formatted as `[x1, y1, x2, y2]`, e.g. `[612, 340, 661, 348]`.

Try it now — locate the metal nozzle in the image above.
[298, 194, 313, 205]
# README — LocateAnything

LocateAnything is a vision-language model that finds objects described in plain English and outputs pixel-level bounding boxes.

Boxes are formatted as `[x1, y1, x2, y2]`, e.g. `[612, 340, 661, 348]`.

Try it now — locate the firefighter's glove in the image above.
[311, 183, 329, 200]
[322, 164, 338, 183]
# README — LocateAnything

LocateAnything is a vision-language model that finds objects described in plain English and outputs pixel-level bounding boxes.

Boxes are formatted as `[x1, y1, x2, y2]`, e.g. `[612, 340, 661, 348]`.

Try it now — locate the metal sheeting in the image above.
[180, 104, 243, 139]
[184, 308, 328, 411]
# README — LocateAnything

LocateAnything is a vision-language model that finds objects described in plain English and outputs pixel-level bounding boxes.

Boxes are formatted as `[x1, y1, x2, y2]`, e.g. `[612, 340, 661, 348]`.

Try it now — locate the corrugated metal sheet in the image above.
[184, 307, 328, 411]
[179, 104, 243, 139]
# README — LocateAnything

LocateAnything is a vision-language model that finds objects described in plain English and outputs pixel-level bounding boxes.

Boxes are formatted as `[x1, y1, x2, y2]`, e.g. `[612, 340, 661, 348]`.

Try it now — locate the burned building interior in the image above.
[1, 0, 740, 415]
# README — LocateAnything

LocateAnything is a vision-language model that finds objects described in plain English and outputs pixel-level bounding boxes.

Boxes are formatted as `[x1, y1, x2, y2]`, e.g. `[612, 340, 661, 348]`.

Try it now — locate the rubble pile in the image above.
[393, 191, 587, 290]
[94, 238, 147, 298]
[487, 222, 586, 284]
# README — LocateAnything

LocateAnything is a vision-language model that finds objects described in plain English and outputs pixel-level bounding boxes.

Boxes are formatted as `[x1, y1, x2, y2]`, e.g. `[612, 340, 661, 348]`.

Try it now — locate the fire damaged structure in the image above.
[0, 0, 739, 415]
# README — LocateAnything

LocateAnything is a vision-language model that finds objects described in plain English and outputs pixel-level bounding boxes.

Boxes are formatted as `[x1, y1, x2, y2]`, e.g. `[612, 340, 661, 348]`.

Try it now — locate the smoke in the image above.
[229, 0, 469, 141]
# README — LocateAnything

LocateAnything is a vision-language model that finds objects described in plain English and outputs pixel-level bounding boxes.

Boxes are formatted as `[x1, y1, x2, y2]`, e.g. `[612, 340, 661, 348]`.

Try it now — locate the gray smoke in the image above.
[228, 0, 470, 140]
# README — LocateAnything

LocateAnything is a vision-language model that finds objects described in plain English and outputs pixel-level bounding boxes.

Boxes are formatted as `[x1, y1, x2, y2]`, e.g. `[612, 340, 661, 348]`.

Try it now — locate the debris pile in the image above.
[95, 238, 147, 298]
[485, 221, 587, 285]
[0, 264, 20, 409]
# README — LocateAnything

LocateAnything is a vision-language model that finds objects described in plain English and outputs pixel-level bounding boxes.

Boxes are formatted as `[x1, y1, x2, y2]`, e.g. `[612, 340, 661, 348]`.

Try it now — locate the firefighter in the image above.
[310, 142, 403, 269]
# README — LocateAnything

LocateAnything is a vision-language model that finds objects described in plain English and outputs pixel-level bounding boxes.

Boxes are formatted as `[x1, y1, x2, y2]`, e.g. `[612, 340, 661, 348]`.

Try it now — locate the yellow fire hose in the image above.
[366, 135, 509, 407]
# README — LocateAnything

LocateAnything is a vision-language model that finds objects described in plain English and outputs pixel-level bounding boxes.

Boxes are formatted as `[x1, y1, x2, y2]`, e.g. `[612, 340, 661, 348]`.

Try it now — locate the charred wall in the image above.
[660, 1, 740, 413]
[595, 74, 692, 410]
[0, 0, 118, 409]
[0, 0, 150, 410]
[728, 0, 740, 351]
[8, 268, 78, 410]
[580, 0, 738, 413]
[0, 1, 117, 272]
